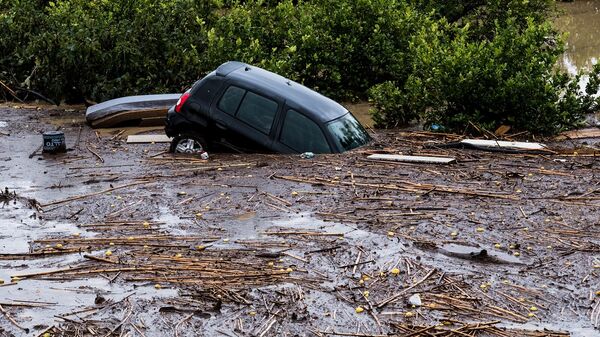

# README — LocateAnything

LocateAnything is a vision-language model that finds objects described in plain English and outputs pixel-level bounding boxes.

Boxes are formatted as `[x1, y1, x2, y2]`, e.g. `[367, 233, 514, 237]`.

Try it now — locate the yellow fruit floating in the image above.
[391, 268, 400, 275]
[105, 250, 113, 256]
[355, 306, 364, 314]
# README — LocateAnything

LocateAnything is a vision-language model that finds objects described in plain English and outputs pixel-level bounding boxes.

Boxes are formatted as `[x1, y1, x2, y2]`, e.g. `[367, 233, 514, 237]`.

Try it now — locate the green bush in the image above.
[24, 0, 217, 102]
[368, 81, 423, 127]
[205, 0, 427, 99]
[0, 0, 597, 135]
[368, 16, 600, 134]
[0, 0, 45, 94]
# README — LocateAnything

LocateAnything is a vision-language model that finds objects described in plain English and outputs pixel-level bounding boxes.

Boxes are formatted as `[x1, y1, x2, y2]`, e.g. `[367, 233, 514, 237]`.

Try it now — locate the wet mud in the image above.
[0, 105, 599, 336]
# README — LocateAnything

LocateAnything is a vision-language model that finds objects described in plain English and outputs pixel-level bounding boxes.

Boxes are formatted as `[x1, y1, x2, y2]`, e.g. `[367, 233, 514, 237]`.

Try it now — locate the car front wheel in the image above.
[170, 133, 208, 154]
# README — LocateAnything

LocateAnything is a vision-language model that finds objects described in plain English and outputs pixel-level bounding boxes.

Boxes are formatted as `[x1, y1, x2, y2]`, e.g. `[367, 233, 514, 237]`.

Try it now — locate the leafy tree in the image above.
[23, 0, 216, 101]
[0, 0, 46, 94]
[369, 1, 599, 134]
[0, 0, 597, 135]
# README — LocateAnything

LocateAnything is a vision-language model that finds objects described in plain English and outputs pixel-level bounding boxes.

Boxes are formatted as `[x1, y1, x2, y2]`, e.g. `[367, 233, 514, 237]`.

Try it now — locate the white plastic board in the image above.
[367, 154, 456, 164]
[126, 135, 172, 143]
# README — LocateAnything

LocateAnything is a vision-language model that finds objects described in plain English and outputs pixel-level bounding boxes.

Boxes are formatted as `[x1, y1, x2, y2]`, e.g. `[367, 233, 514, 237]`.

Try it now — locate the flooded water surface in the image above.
[556, 1, 600, 73]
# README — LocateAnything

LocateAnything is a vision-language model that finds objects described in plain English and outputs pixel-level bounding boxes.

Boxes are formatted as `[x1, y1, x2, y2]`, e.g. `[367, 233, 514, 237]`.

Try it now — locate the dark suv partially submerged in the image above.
[165, 61, 370, 154]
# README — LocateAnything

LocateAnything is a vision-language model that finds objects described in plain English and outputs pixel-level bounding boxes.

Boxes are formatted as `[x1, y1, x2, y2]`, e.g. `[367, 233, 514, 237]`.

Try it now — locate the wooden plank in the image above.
[367, 154, 456, 164]
[555, 127, 600, 140]
[126, 134, 172, 144]
[460, 139, 546, 150]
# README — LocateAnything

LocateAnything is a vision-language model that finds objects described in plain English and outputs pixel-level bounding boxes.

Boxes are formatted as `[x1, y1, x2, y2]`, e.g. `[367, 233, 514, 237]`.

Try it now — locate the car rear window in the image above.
[218, 86, 245, 115]
[326, 113, 371, 151]
[280, 109, 330, 153]
[236, 91, 278, 134]
[192, 76, 223, 109]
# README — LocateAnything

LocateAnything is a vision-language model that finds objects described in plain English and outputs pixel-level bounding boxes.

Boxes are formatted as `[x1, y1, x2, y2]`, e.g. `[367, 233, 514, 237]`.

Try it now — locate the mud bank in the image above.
[0, 106, 599, 336]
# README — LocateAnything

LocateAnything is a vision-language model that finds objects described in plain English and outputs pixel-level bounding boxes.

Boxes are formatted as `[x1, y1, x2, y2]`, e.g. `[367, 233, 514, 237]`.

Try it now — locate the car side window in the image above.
[280, 109, 330, 153]
[236, 91, 278, 135]
[218, 86, 245, 115]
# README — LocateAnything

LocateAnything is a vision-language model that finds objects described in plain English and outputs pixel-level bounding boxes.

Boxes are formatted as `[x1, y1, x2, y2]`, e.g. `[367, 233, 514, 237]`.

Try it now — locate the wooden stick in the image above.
[0, 304, 28, 331]
[87, 144, 104, 163]
[83, 254, 118, 264]
[399, 325, 436, 337]
[274, 175, 518, 200]
[0, 80, 23, 102]
[377, 268, 436, 308]
[40, 180, 151, 207]
[263, 231, 344, 237]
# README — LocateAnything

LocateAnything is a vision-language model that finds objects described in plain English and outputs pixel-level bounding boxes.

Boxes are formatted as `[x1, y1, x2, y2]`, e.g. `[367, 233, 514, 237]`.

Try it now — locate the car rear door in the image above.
[210, 83, 281, 152]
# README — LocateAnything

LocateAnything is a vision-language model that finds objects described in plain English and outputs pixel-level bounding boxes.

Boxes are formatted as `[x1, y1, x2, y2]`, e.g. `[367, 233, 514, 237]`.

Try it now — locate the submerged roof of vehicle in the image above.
[215, 61, 348, 123]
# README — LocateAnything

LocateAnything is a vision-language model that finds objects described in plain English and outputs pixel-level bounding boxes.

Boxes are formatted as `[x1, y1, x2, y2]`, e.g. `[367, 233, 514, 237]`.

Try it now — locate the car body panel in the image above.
[165, 61, 370, 154]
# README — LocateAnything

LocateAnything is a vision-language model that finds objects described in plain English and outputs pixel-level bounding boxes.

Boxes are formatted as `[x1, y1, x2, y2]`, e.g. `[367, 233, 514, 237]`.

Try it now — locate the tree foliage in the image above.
[368, 0, 600, 134]
[0, 0, 597, 134]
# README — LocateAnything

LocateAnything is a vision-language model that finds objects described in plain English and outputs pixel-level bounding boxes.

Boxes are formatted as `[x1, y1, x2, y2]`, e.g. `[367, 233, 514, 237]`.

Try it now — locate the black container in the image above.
[42, 131, 66, 153]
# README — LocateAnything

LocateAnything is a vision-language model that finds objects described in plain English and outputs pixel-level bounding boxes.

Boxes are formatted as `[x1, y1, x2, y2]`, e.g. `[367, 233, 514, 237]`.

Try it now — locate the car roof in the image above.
[215, 61, 348, 124]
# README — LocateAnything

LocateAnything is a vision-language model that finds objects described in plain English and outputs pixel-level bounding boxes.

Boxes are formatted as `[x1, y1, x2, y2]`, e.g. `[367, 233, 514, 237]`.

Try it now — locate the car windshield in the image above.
[326, 113, 370, 152]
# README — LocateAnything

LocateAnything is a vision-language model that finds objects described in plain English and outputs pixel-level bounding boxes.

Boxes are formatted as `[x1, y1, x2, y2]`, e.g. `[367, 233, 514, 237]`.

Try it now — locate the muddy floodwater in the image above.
[557, 0, 600, 73]
[0, 105, 599, 336]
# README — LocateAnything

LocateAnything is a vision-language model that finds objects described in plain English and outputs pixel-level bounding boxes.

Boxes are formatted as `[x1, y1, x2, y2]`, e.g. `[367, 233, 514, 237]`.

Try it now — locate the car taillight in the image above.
[175, 91, 191, 113]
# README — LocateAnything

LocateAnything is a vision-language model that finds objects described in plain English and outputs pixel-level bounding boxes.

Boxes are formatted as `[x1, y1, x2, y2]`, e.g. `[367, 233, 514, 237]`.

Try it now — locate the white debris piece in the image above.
[460, 139, 546, 151]
[408, 294, 422, 307]
[126, 135, 172, 143]
[367, 154, 456, 164]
